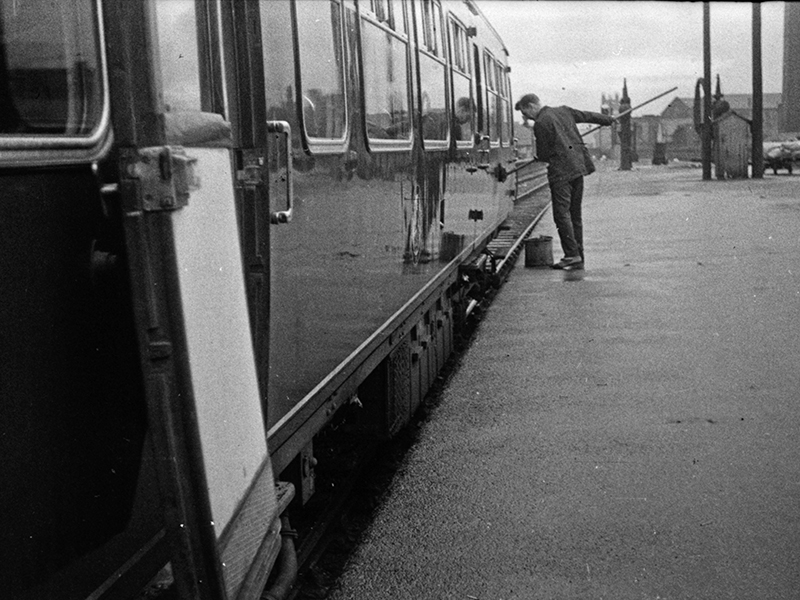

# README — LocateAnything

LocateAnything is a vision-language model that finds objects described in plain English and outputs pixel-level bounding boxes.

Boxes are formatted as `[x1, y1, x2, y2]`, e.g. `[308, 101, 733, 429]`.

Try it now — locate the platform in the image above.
[328, 163, 800, 600]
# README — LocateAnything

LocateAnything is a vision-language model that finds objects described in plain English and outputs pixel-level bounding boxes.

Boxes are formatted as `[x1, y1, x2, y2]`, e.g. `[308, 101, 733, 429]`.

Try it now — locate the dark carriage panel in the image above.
[0, 168, 163, 599]
[0, 0, 166, 595]
[260, 1, 517, 453]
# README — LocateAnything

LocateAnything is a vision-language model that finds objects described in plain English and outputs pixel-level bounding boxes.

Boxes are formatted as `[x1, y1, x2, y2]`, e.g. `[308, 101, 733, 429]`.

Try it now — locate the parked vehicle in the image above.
[764, 140, 800, 174]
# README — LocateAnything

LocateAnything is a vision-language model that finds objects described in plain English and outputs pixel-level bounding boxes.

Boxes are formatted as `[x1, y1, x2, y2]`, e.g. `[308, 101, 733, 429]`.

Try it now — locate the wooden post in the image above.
[702, 2, 713, 180]
[752, 2, 764, 178]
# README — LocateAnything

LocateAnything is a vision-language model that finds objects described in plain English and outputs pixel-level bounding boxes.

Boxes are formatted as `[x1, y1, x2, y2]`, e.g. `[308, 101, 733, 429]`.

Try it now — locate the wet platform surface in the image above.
[329, 164, 800, 600]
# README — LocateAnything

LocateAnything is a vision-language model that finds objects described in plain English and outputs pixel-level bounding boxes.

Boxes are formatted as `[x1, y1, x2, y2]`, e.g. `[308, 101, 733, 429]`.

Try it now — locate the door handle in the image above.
[267, 120, 293, 224]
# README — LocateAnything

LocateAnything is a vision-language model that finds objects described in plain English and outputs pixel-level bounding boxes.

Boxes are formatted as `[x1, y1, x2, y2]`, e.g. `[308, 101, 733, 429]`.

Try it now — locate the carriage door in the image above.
[0, 1, 155, 596]
[106, 1, 287, 598]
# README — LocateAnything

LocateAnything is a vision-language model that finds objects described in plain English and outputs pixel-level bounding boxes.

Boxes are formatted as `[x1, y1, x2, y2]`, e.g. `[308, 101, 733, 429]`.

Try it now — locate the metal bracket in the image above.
[477, 135, 491, 170]
[126, 146, 199, 212]
[237, 149, 265, 187]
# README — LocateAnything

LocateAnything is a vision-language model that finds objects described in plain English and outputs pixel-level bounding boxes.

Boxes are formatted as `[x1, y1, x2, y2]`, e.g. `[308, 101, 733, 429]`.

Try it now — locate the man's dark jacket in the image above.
[533, 106, 614, 184]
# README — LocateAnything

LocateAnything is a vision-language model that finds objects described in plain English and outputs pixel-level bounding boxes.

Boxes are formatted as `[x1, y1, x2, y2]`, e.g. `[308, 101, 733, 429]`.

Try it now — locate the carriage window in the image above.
[417, 0, 446, 143]
[498, 64, 511, 144]
[494, 63, 503, 98]
[483, 51, 499, 142]
[415, 0, 442, 57]
[483, 52, 495, 91]
[369, 0, 405, 34]
[450, 18, 469, 75]
[390, 0, 405, 34]
[497, 62, 508, 99]
[295, 0, 347, 141]
[419, 55, 447, 142]
[452, 86, 474, 144]
[371, 0, 390, 22]
[261, 1, 295, 125]
[361, 17, 410, 143]
[155, 0, 202, 112]
[449, 18, 473, 144]
[0, 0, 103, 135]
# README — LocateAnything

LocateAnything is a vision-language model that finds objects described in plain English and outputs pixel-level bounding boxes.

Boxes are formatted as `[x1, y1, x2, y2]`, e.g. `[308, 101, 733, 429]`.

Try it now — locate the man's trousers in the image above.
[549, 175, 585, 259]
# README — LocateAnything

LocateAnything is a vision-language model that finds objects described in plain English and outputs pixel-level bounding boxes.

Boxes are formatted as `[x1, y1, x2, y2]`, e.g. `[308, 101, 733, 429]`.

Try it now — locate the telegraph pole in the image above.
[752, 2, 764, 178]
[702, 2, 713, 180]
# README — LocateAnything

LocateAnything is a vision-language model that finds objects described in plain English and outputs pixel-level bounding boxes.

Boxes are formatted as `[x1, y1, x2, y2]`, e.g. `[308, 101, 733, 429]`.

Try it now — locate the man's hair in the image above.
[514, 93, 540, 111]
[456, 96, 474, 111]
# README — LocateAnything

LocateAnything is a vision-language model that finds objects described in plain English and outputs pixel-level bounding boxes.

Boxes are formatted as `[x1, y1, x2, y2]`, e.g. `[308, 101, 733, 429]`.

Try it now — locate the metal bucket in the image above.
[524, 235, 553, 267]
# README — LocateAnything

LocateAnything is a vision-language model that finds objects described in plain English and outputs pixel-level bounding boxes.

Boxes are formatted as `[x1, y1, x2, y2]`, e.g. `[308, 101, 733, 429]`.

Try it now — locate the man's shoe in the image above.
[551, 256, 583, 270]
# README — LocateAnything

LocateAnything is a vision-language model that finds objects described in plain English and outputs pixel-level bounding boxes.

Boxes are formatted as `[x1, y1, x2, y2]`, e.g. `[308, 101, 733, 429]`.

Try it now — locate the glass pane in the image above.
[261, 0, 296, 124]
[497, 63, 507, 98]
[371, 0, 388, 21]
[362, 21, 410, 141]
[452, 72, 473, 142]
[432, 1, 443, 58]
[499, 97, 510, 143]
[155, 0, 202, 112]
[483, 53, 495, 90]
[0, 0, 103, 135]
[416, 0, 435, 54]
[450, 22, 464, 72]
[489, 92, 500, 142]
[390, 0, 405, 34]
[296, 0, 347, 140]
[420, 54, 446, 141]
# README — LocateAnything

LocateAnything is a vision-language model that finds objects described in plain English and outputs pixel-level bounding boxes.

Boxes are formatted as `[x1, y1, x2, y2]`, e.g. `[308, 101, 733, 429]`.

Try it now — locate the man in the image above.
[453, 96, 474, 142]
[515, 94, 614, 270]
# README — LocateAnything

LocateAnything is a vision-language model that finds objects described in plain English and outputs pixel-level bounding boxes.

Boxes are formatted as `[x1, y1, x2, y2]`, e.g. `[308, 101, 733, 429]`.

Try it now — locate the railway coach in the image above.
[0, 0, 531, 598]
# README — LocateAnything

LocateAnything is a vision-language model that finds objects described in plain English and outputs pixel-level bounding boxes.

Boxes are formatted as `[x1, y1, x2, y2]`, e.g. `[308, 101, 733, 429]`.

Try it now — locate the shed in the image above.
[714, 110, 751, 179]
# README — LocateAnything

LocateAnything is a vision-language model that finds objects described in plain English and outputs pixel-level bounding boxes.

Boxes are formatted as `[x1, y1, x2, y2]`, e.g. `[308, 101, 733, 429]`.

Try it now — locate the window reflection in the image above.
[296, 1, 347, 140]
[452, 76, 473, 143]
[449, 18, 473, 144]
[498, 68, 511, 143]
[450, 19, 469, 74]
[483, 53, 495, 91]
[0, 0, 103, 135]
[489, 93, 500, 142]
[390, 0, 405, 34]
[261, 1, 295, 125]
[415, 0, 441, 56]
[420, 54, 447, 141]
[417, 0, 445, 142]
[362, 22, 410, 141]
[155, 0, 202, 112]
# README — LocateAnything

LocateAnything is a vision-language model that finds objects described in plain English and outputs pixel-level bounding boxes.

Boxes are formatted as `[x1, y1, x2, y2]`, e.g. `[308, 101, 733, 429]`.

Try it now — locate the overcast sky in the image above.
[477, 1, 785, 116]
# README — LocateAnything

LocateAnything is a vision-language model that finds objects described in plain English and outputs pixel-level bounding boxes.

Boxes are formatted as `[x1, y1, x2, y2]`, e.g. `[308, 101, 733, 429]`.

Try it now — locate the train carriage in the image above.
[0, 1, 534, 598]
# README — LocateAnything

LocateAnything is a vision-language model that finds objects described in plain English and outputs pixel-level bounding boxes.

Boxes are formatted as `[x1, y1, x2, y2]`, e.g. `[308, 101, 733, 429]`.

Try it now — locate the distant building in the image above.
[655, 97, 698, 161]
[631, 114, 667, 164]
[722, 93, 782, 139]
[714, 110, 751, 179]
[593, 92, 620, 158]
[780, 2, 800, 133]
[629, 93, 782, 162]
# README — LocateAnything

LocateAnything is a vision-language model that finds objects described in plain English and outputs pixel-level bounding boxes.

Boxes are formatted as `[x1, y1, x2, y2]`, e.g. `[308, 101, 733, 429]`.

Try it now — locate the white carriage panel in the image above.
[171, 147, 273, 537]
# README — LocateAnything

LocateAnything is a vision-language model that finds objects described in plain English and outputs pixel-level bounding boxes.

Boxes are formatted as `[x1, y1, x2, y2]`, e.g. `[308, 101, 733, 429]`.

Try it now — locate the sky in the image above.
[477, 1, 785, 117]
